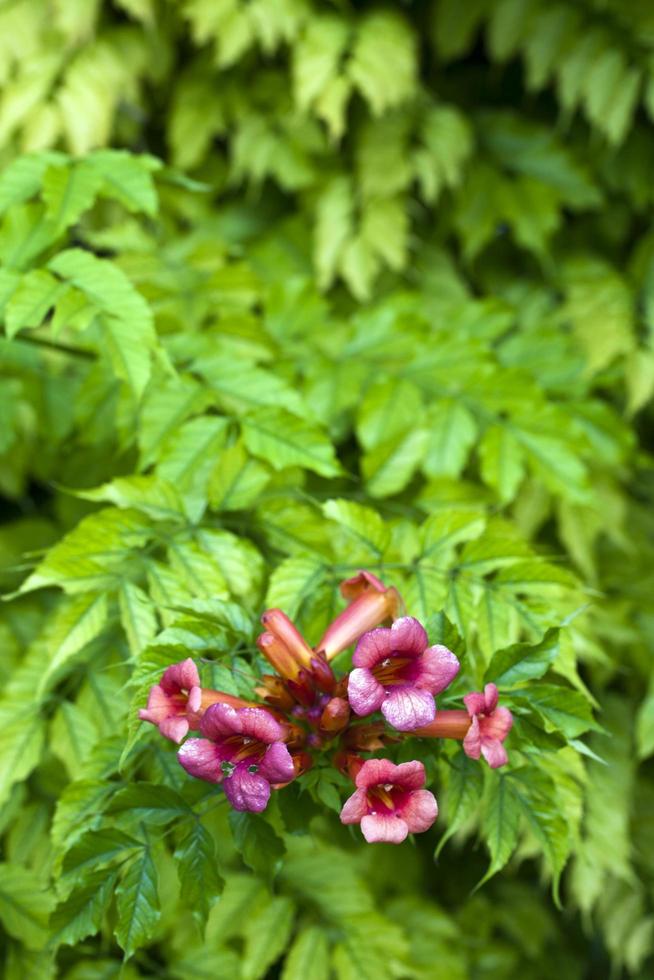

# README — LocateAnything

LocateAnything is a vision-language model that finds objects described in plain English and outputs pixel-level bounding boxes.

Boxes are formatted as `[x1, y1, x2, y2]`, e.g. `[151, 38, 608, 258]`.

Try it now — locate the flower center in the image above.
[368, 784, 397, 814]
[372, 655, 414, 687]
[230, 736, 265, 764]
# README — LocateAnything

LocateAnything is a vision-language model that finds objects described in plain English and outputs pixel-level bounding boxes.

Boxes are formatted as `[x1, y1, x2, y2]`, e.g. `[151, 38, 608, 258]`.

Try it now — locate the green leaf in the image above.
[435, 754, 483, 857]
[0, 864, 53, 950]
[481, 772, 520, 880]
[42, 160, 103, 231]
[485, 628, 560, 688]
[115, 843, 160, 958]
[362, 428, 428, 497]
[17, 507, 154, 594]
[0, 714, 46, 809]
[175, 821, 222, 926]
[38, 592, 109, 697]
[4, 269, 67, 338]
[228, 811, 286, 877]
[119, 581, 158, 656]
[282, 926, 330, 980]
[322, 498, 390, 558]
[349, 11, 416, 115]
[423, 399, 477, 478]
[51, 868, 119, 947]
[265, 555, 327, 618]
[0, 152, 65, 217]
[61, 828, 144, 884]
[48, 249, 157, 397]
[510, 770, 571, 903]
[356, 378, 423, 451]
[243, 896, 296, 980]
[87, 149, 160, 215]
[479, 424, 525, 503]
[516, 684, 598, 738]
[107, 784, 193, 827]
[208, 438, 271, 512]
[243, 408, 342, 477]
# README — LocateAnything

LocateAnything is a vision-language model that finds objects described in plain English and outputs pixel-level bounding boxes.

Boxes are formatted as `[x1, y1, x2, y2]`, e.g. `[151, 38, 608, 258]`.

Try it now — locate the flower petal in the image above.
[392, 760, 426, 791]
[462, 716, 481, 759]
[381, 687, 435, 731]
[389, 617, 428, 656]
[340, 570, 387, 599]
[483, 683, 499, 713]
[160, 658, 200, 694]
[417, 645, 460, 694]
[348, 668, 385, 717]
[239, 707, 284, 744]
[258, 742, 296, 784]
[178, 738, 226, 782]
[481, 739, 508, 768]
[159, 716, 190, 743]
[355, 758, 399, 790]
[224, 766, 271, 813]
[352, 629, 394, 668]
[396, 789, 438, 833]
[187, 686, 202, 714]
[482, 706, 513, 741]
[463, 691, 487, 717]
[360, 814, 408, 844]
[139, 685, 170, 724]
[200, 702, 242, 740]
[340, 788, 370, 824]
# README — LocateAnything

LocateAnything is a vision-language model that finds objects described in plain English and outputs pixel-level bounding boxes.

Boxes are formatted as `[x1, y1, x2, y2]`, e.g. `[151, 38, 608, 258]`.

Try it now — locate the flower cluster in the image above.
[139, 571, 513, 843]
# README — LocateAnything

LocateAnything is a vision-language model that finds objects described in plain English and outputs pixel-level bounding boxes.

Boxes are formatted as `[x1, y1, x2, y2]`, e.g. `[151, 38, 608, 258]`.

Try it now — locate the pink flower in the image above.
[463, 683, 513, 769]
[139, 658, 202, 743]
[340, 758, 438, 844]
[177, 703, 296, 813]
[316, 571, 401, 661]
[347, 617, 460, 731]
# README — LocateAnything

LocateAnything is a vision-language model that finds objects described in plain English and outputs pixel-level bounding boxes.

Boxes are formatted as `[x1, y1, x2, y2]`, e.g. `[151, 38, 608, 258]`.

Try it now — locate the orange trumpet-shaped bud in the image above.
[413, 710, 471, 740]
[261, 609, 313, 669]
[319, 696, 350, 737]
[316, 571, 402, 661]
[256, 631, 303, 681]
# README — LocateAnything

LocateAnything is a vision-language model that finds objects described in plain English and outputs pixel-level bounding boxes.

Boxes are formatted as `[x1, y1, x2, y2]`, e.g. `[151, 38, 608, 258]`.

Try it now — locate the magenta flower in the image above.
[463, 683, 513, 769]
[138, 658, 202, 744]
[340, 758, 438, 844]
[177, 703, 295, 813]
[347, 617, 460, 731]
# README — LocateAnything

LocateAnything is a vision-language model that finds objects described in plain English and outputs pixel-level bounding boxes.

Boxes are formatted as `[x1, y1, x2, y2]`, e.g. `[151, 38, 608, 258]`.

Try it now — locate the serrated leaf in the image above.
[38, 592, 109, 696]
[485, 628, 560, 688]
[61, 828, 144, 884]
[0, 863, 53, 950]
[42, 160, 103, 231]
[435, 754, 482, 857]
[208, 438, 271, 512]
[228, 811, 286, 876]
[175, 821, 222, 926]
[51, 868, 119, 947]
[423, 399, 477, 478]
[115, 843, 160, 957]
[243, 407, 341, 477]
[119, 582, 158, 656]
[516, 684, 598, 738]
[4, 269, 67, 338]
[322, 498, 390, 557]
[282, 925, 330, 980]
[243, 896, 296, 980]
[107, 784, 193, 827]
[265, 555, 327, 617]
[0, 714, 46, 809]
[481, 773, 520, 880]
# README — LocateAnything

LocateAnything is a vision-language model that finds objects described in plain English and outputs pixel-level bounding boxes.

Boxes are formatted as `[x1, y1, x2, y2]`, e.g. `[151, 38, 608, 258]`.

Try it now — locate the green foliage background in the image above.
[1, 0, 654, 976]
